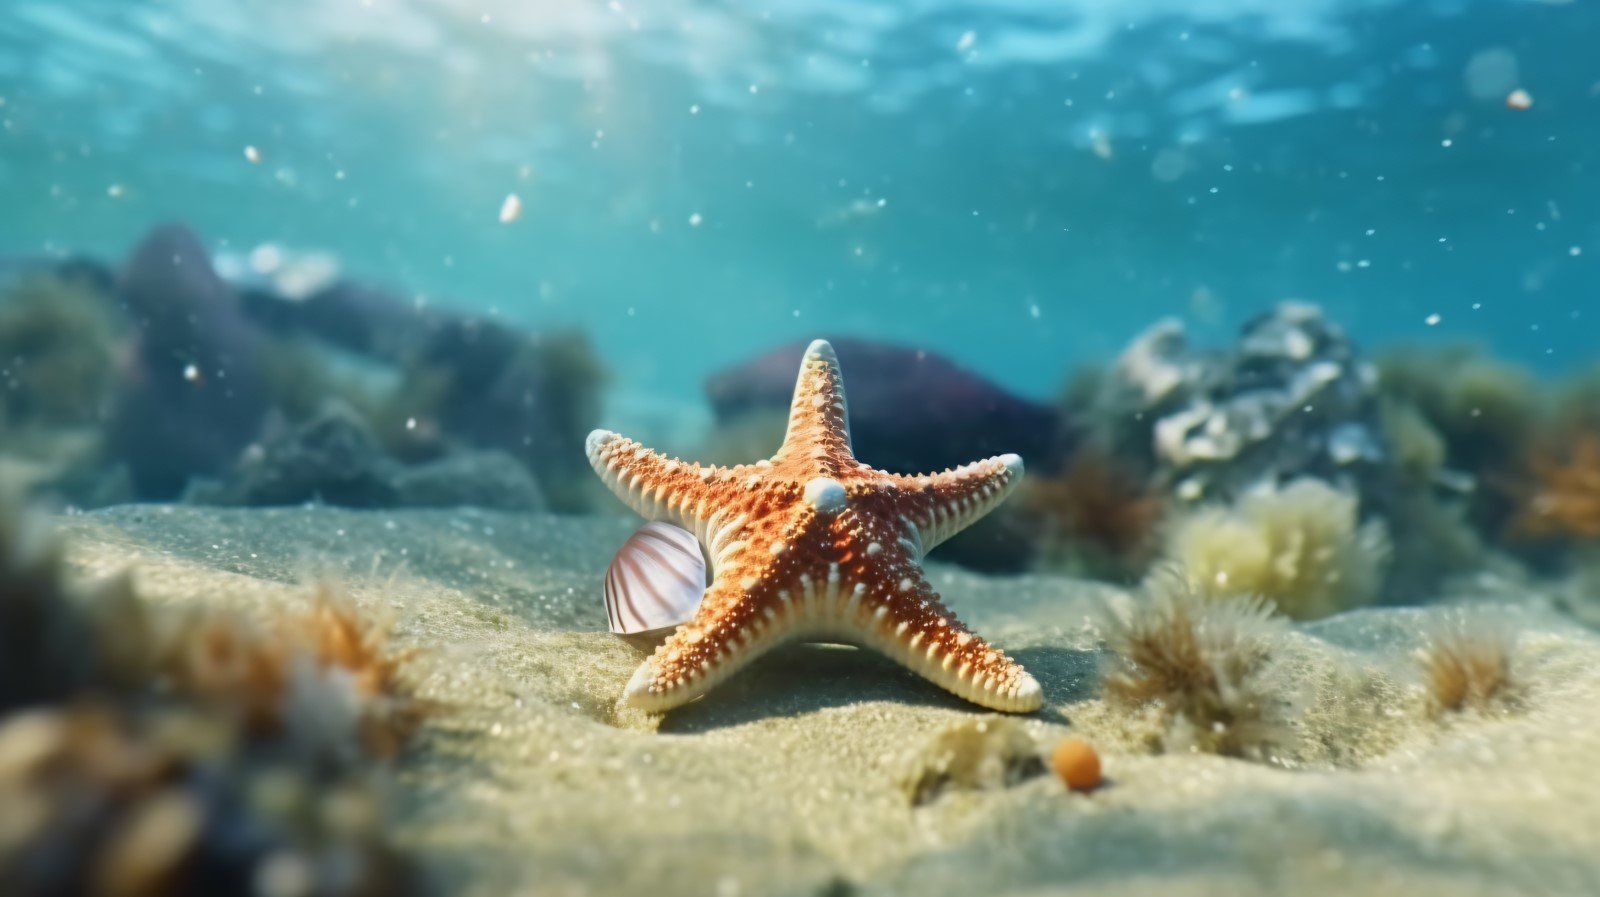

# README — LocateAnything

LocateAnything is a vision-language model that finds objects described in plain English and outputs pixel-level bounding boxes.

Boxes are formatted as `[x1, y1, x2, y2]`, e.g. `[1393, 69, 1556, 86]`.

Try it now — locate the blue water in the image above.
[2, 0, 1596, 406]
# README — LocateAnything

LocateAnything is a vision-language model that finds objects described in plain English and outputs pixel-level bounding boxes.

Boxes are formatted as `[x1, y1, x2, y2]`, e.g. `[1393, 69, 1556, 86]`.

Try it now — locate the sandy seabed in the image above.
[54, 505, 1600, 897]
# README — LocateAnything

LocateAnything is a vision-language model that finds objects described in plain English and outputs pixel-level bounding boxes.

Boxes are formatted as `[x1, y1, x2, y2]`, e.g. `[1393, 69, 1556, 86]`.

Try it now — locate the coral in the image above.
[0, 493, 160, 710]
[1418, 619, 1518, 714]
[0, 701, 422, 897]
[0, 495, 432, 896]
[901, 717, 1044, 806]
[1049, 737, 1103, 792]
[1018, 450, 1164, 579]
[289, 589, 429, 760]
[1508, 429, 1600, 541]
[164, 585, 428, 763]
[1163, 478, 1391, 620]
[1101, 574, 1291, 758]
[1096, 304, 1389, 506]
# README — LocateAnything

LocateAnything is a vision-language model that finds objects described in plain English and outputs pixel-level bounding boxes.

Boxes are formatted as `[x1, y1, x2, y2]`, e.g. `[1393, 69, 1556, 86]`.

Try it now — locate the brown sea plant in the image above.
[1101, 572, 1292, 758]
[1418, 618, 1519, 714]
[1020, 449, 1164, 578]
[1508, 429, 1600, 541]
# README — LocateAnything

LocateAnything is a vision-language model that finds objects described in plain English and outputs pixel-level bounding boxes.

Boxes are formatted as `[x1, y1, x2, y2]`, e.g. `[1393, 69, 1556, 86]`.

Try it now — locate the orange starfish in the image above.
[587, 339, 1042, 713]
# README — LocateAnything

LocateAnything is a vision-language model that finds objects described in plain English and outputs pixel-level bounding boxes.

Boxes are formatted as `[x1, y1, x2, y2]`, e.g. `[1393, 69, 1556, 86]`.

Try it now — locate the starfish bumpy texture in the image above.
[586, 339, 1042, 713]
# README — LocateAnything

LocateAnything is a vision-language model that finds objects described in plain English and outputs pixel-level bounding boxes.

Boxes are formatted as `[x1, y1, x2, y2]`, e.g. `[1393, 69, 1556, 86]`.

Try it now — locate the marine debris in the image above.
[588, 339, 1041, 713]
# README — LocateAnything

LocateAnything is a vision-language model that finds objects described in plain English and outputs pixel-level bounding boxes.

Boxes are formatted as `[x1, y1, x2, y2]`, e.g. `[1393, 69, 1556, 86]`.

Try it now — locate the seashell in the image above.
[604, 522, 710, 648]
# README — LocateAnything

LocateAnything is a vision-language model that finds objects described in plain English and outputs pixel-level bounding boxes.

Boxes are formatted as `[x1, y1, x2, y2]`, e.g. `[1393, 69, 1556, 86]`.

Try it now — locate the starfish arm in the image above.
[893, 453, 1025, 555]
[622, 575, 784, 712]
[859, 575, 1041, 712]
[586, 430, 724, 531]
[773, 339, 854, 472]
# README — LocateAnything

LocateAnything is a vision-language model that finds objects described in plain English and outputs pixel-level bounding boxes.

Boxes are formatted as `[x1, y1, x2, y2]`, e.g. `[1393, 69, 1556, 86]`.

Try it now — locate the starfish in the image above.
[586, 339, 1042, 713]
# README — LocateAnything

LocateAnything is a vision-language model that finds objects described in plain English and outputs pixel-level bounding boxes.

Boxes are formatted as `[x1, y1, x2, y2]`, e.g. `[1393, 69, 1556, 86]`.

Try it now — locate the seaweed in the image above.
[0, 274, 121, 431]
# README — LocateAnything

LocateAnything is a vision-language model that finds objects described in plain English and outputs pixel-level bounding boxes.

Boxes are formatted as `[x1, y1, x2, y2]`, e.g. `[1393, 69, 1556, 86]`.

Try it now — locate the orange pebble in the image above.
[1051, 737, 1102, 792]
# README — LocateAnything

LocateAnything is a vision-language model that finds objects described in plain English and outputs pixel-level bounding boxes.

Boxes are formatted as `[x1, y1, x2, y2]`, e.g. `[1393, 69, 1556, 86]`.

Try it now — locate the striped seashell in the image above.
[604, 521, 710, 648]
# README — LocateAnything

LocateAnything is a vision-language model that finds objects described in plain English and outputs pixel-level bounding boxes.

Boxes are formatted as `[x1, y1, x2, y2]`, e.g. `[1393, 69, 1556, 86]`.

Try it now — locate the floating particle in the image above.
[956, 30, 977, 53]
[1425, 313, 1442, 326]
[689, 104, 700, 115]
[1572, 246, 1584, 257]
[688, 212, 703, 227]
[499, 193, 523, 224]
[183, 363, 201, 383]
[107, 183, 125, 199]
[1089, 129, 1113, 161]
[1506, 88, 1533, 110]
[244, 144, 261, 164]
[1441, 138, 1453, 148]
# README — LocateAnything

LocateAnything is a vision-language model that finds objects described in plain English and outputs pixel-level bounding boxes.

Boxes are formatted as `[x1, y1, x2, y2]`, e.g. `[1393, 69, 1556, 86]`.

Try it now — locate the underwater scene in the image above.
[3, 0, 1600, 894]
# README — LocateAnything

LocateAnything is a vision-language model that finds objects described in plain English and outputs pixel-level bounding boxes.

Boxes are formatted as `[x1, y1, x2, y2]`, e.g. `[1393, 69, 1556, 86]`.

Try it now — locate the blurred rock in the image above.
[105, 224, 273, 499]
[185, 403, 397, 508]
[185, 402, 546, 512]
[1096, 302, 1386, 504]
[391, 450, 546, 511]
[240, 278, 444, 363]
[706, 337, 1070, 476]
[236, 272, 603, 511]
[396, 320, 602, 511]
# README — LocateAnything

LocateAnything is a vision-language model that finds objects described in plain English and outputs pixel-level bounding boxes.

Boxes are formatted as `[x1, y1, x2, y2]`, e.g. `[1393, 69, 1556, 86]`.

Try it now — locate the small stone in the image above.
[1050, 737, 1102, 792]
